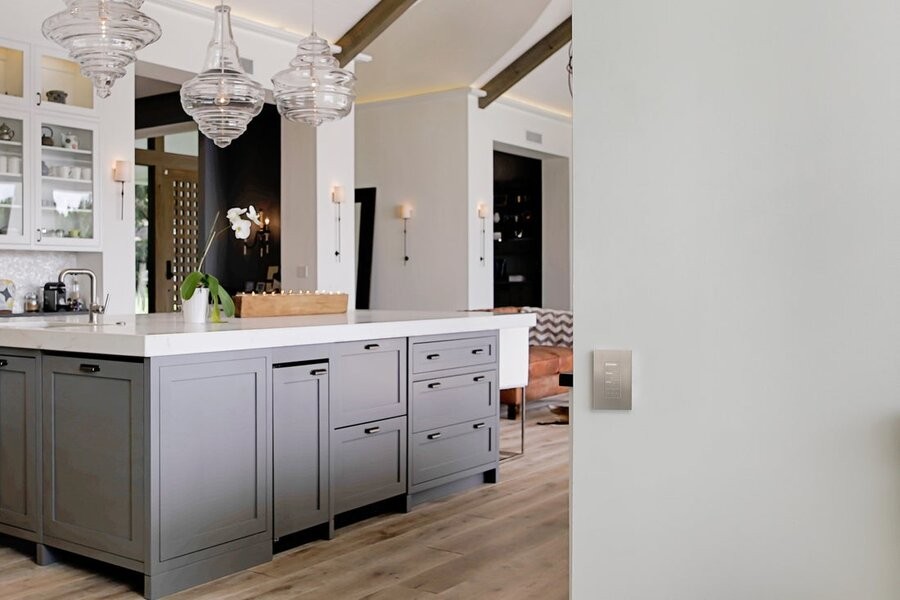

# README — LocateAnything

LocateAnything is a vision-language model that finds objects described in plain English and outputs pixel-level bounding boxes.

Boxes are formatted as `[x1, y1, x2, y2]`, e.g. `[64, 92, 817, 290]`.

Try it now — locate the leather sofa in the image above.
[496, 307, 573, 419]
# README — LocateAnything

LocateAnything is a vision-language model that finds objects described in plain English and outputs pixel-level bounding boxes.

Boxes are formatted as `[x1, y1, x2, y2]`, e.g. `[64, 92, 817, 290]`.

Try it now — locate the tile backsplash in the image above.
[0, 251, 77, 312]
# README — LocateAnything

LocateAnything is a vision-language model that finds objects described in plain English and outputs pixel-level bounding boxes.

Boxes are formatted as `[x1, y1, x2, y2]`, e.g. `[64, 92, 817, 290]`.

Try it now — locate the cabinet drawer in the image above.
[332, 416, 407, 514]
[411, 418, 497, 487]
[332, 339, 406, 428]
[411, 371, 496, 433]
[411, 336, 496, 374]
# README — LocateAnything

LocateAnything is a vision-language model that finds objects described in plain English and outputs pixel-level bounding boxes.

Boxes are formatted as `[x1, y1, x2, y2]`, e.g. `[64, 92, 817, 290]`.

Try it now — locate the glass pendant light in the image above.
[272, 0, 356, 127]
[180, 3, 264, 148]
[42, 0, 161, 99]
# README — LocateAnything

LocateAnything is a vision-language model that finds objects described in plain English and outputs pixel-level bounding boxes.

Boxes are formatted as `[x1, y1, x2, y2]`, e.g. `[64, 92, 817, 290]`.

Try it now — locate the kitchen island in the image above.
[0, 310, 534, 599]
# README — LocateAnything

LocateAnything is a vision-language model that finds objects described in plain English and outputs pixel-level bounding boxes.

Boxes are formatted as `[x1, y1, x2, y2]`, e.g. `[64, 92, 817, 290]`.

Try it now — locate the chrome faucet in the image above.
[58, 269, 105, 324]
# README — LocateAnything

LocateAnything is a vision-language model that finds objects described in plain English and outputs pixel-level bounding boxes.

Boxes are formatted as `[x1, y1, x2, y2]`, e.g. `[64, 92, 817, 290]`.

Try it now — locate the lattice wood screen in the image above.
[159, 175, 199, 312]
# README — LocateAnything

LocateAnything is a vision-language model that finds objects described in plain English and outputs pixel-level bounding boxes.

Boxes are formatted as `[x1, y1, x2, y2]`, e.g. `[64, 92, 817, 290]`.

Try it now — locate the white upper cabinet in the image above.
[0, 37, 100, 251]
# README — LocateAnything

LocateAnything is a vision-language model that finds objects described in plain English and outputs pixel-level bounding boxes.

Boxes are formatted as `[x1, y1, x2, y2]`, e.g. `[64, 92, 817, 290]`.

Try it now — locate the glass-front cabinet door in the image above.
[0, 40, 26, 108]
[35, 47, 94, 113]
[35, 119, 98, 247]
[0, 111, 27, 244]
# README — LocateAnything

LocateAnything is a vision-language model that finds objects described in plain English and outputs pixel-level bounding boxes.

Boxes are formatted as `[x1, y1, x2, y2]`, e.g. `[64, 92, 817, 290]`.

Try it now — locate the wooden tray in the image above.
[233, 292, 349, 318]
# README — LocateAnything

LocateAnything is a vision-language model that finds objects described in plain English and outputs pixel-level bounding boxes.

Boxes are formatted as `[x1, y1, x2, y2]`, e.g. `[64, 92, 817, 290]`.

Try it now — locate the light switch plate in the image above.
[592, 350, 632, 410]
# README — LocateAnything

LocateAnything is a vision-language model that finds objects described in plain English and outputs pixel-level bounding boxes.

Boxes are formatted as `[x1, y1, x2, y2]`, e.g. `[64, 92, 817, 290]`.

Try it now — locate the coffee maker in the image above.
[43, 282, 67, 312]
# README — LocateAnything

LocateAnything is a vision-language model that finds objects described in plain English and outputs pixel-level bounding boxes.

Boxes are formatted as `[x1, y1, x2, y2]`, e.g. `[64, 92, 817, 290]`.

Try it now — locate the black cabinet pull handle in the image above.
[0, 359, 7, 368]
[473, 375, 486, 382]
[36, 92, 42, 106]
[310, 368, 328, 376]
[427, 432, 442, 440]
[364, 343, 380, 350]
[80, 364, 100, 373]
[364, 426, 380, 434]
[473, 422, 487, 429]
[427, 382, 441, 389]
[426, 353, 440, 360]
[472, 348, 485, 355]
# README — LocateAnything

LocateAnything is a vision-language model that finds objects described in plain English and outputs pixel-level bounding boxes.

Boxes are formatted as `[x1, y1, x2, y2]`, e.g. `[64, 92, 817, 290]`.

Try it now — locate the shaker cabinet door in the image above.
[42, 355, 145, 560]
[0, 353, 38, 535]
[273, 363, 329, 538]
[331, 338, 406, 428]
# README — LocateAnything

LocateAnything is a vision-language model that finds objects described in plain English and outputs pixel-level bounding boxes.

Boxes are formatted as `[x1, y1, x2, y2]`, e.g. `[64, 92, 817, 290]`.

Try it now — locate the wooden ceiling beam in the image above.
[478, 16, 572, 109]
[335, 0, 419, 67]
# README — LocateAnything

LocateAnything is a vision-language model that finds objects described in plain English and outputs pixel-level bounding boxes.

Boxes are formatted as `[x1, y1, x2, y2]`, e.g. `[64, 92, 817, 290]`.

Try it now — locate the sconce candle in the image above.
[396, 203, 414, 264]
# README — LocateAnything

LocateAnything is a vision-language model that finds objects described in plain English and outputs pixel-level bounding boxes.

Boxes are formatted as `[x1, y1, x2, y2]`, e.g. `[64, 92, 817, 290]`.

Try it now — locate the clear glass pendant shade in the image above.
[42, 0, 161, 98]
[272, 33, 356, 127]
[180, 5, 264, 148]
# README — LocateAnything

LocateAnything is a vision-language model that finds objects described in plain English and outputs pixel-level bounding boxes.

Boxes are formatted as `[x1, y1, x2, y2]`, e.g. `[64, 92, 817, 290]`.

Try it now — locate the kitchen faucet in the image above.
[58, 269, 105, 324]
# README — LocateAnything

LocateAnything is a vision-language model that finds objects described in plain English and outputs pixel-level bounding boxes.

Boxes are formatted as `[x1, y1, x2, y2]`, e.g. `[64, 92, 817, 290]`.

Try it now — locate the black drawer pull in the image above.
[426, 353, 440, 360]
[473, 375, 486, 382]
[364, 343, 380, 350]
[472, 348, 485, 355]
[80, 364, 100, 373]
[427, 382, 441, 389]
[473, 422, 487, 429]
[310, 368, 328, 376]
[0, 359, 7, 368]
[364, 426, 380, 434]
[427, 432, 442, 440]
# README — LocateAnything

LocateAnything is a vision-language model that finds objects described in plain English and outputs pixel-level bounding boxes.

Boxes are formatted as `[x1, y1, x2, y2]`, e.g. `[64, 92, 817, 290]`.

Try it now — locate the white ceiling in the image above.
[154, 0, 572, 117]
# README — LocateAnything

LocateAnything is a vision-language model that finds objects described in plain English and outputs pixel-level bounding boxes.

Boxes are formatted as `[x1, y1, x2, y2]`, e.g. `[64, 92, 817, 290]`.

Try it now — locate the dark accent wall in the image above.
[201, 104, 282, 294]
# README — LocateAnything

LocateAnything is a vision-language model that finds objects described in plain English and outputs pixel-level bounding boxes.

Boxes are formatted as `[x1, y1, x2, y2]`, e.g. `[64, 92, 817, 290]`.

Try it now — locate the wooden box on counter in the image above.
[234, 292, 349, 318]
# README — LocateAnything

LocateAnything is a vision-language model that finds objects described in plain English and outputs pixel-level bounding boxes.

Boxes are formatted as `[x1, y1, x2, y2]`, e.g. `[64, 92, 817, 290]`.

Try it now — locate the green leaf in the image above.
[180, 271, 204, 300]
[207, 275, 222, 323]
[217, 285, 235, 318]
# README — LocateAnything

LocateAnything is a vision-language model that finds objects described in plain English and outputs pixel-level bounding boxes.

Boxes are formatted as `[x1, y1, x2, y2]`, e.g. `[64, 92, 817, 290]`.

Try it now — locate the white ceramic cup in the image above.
[58, 165, 71, 178]
[81, 167, 92, 181]
[0, 156, 7, 173]
[70, 167, 82, 180]
[7, 156, 21, 174]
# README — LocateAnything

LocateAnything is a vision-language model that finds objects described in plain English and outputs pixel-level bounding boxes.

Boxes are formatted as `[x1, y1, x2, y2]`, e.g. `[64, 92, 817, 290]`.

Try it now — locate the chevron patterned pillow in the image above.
[521, 307, 573, 348]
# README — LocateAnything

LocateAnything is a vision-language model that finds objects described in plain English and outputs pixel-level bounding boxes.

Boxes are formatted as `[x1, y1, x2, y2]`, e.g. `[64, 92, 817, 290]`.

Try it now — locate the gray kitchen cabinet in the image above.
[0, 351, 39, 539]
[410, 418, 497, 487]
[331, 338, 406, 428]
[332, 416, 407, 514]
[407, 332, 500, 501]
[41, 354, 145, 561]
[273, 361, 329, 538]
[154, 355, 268, 562]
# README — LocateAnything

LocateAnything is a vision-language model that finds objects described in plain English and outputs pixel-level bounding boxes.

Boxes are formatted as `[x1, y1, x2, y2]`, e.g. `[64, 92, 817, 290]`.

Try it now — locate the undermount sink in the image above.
[0, 320, 125, 329]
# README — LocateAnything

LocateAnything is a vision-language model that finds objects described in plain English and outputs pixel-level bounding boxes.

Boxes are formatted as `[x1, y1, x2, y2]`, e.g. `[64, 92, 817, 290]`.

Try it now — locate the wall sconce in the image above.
[332, 185, 344, 262]
[113, 160, 132, 220]
[477, 202, 489, 266]
[243, 209, 271, 257]
[395, 203, 413, 265]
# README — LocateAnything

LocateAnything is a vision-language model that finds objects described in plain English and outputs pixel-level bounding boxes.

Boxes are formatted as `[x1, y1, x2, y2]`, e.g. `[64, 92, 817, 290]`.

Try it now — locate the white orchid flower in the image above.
[226, 207, 247, 223]
[246, 205, 261, 226]
[231, 217, 251, 240]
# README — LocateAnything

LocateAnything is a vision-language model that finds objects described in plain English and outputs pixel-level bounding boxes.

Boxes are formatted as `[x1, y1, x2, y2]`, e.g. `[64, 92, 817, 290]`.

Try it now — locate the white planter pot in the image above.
[181, 287, 209, 323]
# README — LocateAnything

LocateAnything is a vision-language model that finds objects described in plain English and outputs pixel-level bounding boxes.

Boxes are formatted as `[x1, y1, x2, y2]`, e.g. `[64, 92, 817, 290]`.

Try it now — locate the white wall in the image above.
[468, 97, 572, 310]
[571, 1, 900, 599]
[1, 1, 135, 315]
[356, 90, 470, 311]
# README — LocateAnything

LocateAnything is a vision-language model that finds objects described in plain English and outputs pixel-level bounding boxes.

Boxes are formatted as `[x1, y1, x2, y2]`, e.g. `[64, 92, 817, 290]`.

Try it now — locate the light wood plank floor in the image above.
[0, 400, 570, 600]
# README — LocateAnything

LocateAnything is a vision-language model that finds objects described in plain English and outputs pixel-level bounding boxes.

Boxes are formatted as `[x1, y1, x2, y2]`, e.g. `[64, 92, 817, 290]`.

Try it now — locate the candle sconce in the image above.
[477, 202, 489, 266]
[244, 211, 271, 257]
[395, 203, 413, 265]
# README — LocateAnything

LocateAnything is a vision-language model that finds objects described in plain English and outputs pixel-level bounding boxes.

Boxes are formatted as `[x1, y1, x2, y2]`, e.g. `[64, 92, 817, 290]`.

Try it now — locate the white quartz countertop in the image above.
[0, 310, 535, 357]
